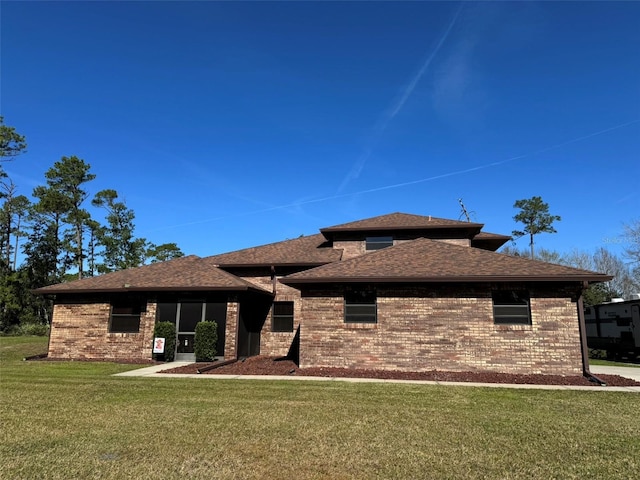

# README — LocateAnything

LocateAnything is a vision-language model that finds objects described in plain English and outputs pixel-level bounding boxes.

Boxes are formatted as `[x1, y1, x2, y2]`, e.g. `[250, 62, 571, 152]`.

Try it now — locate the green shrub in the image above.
[194, 321, 218, 362]
[153, 322, 176, 362]
[18, 323, 50, 336]
[1, 323, 50, 336]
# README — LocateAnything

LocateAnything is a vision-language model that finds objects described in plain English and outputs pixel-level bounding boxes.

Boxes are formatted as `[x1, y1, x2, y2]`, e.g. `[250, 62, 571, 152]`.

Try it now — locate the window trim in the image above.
[344, 290, 377, 324]
[109, 300, 142, 333]
[365, 236, 393, 251]
[272, 301, 294, 333]
[492, 290, 531, 325]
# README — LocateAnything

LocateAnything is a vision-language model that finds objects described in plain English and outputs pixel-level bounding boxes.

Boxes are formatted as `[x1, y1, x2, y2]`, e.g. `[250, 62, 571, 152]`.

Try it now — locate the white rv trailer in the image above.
[585, 295, 640, 359]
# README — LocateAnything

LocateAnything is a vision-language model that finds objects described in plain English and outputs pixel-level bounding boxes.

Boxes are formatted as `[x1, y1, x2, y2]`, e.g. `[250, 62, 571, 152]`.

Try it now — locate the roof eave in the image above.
[33, 285, 273, 295]
[320, 223, 484, 234]
[281, 275, 613, 285]
[215, 261, 337, 268]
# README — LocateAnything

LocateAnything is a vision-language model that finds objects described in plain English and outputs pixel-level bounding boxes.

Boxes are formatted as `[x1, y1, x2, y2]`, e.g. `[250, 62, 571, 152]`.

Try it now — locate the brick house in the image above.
[35, 212, 610, 375]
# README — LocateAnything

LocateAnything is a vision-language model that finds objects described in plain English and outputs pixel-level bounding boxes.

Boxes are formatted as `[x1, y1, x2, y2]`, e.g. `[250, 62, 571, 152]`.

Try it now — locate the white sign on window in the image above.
[153, 337, 165, 354]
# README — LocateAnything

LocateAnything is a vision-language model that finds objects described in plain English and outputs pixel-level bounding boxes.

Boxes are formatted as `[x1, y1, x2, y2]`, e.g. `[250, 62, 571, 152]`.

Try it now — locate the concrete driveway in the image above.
[590, 365, 640, 382]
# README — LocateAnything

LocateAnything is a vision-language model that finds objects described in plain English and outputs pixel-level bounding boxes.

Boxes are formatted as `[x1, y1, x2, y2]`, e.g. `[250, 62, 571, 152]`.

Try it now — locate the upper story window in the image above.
[492, 291, 531, 325]
[365, 236, 393, 251]
[110, 300, 142, 333]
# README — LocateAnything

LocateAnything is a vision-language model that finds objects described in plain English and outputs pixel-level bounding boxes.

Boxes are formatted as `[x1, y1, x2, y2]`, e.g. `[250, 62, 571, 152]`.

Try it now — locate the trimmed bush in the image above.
[194, 321, 218, 362]
[153, 321, 176, 362]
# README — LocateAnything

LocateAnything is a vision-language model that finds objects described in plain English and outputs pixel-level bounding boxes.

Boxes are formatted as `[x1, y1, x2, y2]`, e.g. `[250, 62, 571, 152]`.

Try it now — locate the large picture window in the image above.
[492, 291, 531, 325]
[272, 302, 294, 332]
[345, 290, 377, 323]
[109, 300, 142, 333]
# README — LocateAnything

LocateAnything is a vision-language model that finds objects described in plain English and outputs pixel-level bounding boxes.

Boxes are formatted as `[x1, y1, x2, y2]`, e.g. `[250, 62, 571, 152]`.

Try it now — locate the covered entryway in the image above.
[157, 300, 227, 362]
[236, 296, 272, 358]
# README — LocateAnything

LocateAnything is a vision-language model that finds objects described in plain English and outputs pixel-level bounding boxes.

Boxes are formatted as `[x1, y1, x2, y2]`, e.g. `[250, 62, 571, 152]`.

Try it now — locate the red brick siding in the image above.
[333, 240, 365, 259]
[299, 285, 583, 375]
[230, 270, 301, 357]
[224, 300, 239, 359]
[48, 300, 156, 360]
[257, 279, 301, 356]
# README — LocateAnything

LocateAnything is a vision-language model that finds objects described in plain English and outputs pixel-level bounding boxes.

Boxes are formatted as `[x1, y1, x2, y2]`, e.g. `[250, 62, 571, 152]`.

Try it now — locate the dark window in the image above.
[272, 302, 294, 332]
[365, 236, 393, 251]
[178, 302, 203, 332]
[110, 300, 142, 333]
[345, 290, 377, 323]
[492, 291, 531, 325]
[157, 303, 178, 324]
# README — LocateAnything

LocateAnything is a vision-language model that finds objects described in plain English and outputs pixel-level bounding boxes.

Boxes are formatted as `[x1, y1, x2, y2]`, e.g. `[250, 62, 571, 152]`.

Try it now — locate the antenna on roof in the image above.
[458, 198, 474, 222]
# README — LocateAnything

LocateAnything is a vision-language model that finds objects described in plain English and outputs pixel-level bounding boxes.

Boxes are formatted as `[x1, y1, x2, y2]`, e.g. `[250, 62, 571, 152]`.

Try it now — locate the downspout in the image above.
[577, 281, 606, 385]
[271, 265, 277, 294]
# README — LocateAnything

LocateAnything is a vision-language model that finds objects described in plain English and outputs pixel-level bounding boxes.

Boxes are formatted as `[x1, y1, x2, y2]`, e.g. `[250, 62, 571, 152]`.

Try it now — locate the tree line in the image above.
[508, 196, 640, 305]
[0, 117, 183, 332]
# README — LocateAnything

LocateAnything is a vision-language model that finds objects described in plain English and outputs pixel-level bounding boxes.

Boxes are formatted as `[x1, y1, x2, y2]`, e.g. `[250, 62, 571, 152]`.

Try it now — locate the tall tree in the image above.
[592, 247, 636, 299]
[42, 156, 95, 279]
[92, 189, 146, 272]
[512, 196, 561, 259]
[9, 195, 31, 270]
[623, 219, 640, 289]
[0, 116, 27, 162]
[145, 242, 184, 263]
[31, 185, 68, 279]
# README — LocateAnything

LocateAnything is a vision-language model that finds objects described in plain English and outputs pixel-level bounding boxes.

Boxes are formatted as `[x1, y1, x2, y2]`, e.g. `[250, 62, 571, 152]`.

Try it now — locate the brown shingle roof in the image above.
[281, 238, 611, 284]
[204, 233, 342, 267]
[33, 255, 271, 294]
[320, 212, 483, 233]
[473, 232, 512, 240]
[471, 231, 511, 251]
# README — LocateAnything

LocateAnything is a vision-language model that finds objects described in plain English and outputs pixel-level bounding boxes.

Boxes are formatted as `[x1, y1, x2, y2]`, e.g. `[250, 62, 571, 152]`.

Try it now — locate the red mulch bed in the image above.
[31, 356, 160, 365]
[159, 355, 640, 387]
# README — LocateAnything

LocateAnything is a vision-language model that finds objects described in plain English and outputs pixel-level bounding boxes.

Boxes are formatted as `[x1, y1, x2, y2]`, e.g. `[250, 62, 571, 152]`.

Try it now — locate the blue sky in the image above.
[2, 1, 639, 259]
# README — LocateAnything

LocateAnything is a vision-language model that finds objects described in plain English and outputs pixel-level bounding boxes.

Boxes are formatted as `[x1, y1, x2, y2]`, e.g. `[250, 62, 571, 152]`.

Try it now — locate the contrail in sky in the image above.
[336, 2, 464, 194]
[147, 119, 639, 233]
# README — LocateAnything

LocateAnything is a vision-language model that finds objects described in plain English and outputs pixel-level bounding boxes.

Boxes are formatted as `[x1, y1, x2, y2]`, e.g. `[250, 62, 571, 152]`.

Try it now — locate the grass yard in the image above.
[589, 358, 640, 368]
[1, 337, 640, 479]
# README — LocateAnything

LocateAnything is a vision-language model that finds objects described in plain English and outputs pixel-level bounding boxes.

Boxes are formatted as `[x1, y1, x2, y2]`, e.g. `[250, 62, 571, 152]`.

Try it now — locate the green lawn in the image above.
[2, 336, 640, 479]
[589, 358, 640, 368]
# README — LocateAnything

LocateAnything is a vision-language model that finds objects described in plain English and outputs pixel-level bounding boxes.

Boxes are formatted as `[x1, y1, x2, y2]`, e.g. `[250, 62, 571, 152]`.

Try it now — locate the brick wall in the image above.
[299, 284, 583, 375]
[235, 272, 302, 357]
[259, 282, 302, 356]
[333, 240, 365, 259]
[48, 300, 156, 361]
[224, 299, 239, 359]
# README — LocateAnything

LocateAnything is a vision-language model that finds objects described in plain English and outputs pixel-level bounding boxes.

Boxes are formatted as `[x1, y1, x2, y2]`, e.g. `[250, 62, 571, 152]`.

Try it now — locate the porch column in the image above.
[224, 298, 239, 360]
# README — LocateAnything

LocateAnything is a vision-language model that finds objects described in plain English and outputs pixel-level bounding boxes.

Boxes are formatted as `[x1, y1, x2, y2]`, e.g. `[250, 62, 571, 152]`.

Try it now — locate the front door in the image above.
[176, 302, 203, 361]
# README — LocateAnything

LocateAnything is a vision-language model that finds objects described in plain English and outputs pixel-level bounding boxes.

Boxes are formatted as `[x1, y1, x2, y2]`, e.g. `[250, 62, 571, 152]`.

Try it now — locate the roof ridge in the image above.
[204, 233, 326, 259]
[282, 237, 611, 283]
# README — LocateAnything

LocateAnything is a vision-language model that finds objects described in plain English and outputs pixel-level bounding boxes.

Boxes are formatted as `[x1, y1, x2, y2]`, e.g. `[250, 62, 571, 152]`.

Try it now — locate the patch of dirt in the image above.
[159, 355, 640, 387]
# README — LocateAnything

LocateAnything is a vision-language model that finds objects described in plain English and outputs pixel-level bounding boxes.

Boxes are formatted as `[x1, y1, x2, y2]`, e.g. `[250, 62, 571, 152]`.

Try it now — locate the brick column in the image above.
[224, 299, 239, 360]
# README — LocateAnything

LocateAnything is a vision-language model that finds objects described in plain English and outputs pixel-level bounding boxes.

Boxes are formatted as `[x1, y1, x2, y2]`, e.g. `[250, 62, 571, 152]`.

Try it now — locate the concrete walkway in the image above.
[114, 363, 640, 392]
[590, 365, 640, 382]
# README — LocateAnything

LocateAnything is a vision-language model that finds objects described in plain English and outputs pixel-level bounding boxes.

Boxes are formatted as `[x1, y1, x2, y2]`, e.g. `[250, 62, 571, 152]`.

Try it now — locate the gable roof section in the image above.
[320, 212, 484, 234]
[204, 233, 342, 267]
[33, 255, 271, 294]
[471, 231, 511, 251]
[281, 238, 611, 284]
